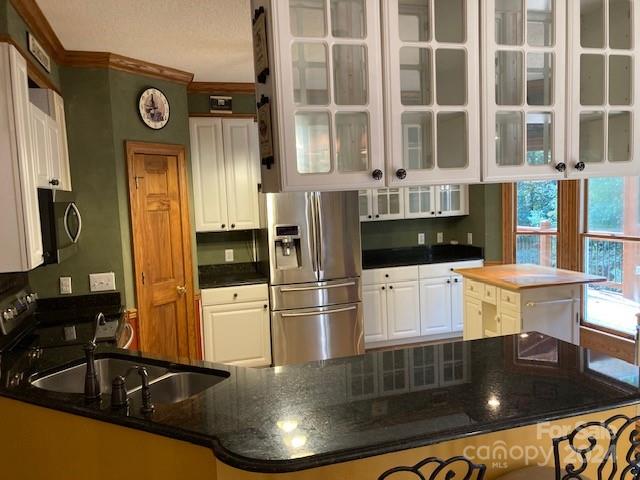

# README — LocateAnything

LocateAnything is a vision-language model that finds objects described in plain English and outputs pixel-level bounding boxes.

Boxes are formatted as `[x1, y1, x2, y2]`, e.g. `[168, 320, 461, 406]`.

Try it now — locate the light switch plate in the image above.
[89, 272, 116, 292]
[59, 277, 72, 295]
[225, 249, 234, 262]
[437, 232, 444, 243]
[417, 233, 425, 245]
[467, 232, 473, 245]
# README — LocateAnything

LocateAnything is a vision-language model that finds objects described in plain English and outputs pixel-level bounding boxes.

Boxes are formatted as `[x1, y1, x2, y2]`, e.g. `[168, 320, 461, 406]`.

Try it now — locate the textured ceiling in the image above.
[35, 0, 256, 82]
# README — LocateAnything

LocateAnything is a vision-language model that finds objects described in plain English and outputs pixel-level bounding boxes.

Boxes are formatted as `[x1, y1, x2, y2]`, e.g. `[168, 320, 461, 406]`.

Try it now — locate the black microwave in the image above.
[37, 189, 82, 264]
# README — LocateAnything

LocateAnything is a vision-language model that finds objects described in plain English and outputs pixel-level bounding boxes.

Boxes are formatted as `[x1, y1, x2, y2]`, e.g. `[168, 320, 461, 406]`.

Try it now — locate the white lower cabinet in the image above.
[201, 284, 271, 367]
[364, 261, 483, 347]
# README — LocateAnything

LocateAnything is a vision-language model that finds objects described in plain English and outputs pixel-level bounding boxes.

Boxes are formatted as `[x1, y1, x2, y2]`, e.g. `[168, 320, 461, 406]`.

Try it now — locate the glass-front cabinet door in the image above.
[360, 188, 405, 221]
[266, 0, 385, 191]
[566, 0, 640, 178]
[405, 186, 435, 218]
[436, 184, 468, 216]
[383, 0, 481, 186]
[482, 0, 567, 181]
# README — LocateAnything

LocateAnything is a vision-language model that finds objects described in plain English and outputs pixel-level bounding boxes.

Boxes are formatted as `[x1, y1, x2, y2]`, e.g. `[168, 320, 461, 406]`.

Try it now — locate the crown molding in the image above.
[9, 0, 65, 62]
[0, 34, 61, 93]
[187, 82, 256, 95]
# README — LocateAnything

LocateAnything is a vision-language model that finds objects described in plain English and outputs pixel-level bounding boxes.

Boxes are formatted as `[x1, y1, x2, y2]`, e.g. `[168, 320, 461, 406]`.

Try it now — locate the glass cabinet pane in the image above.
[580, 0, 604, 48]
[610, 0, 632, 50]
[336, 112, 369, 172]
[527, 0, 554, 46]
[579, 112, 605, 164]
[398, 0, 429, 42]
[295, 112, 331, 173]
[496, 112, 524, 166]
[333, 44, 368, 105]
[290, 0, 327, 37]
[437, 112, 468, 169]
[436, 49, 467, 106]
[580, 54, 605, 106]
[408, 187, 432, 214]
[330, 0, 366, 38]
[389, 188, 401, 214]
[608, 112, 631, 162]
[377, 190, 389, 215]
[496, 0, 524, 45]
[434, 0, 465, 43]
[527, 53, 553, 106]
[609, 56, 632, 106]
[402, 112, 433, 169]
[526, 112, 553, 165]
[496, 51, 524, 105]
[358, 190, 369, 217]
[400, 47, 431, 105]
[292, 43, 329, 105]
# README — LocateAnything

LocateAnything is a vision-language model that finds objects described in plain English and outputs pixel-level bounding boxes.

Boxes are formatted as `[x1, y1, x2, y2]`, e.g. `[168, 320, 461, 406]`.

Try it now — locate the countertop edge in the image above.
[453, 270, 607, 291]
[363, 257, 484, 271]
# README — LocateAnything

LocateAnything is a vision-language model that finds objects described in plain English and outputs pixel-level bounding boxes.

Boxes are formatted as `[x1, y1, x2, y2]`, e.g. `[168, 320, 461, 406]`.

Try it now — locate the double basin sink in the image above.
[30, 356, 228, 406]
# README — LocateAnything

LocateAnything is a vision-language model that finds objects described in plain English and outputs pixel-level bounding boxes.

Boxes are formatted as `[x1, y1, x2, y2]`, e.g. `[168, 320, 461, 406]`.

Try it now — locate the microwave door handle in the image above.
[64, 202, 82, 244]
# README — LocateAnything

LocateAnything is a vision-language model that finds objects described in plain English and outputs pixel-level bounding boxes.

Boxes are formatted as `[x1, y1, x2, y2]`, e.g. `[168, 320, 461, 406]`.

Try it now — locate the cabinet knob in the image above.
[438, 211, 442, 215]
[233, 293, 238, 298]
[555, 162, 567, 173]
[431, 211, 435, 215]
[389, 285, 394, 290]
[263, 304, 268, 309]
[454, 278, 459, 283]
[375, 214, 380, 219]
[49, 178, 60, 186]
[395, 169, 407, 180]
[575, 161, 586, 172]
[368, 215, 372, 219]
[446, 279, 451, 284]
[385, 274, 389, 278]
[381, 286, 385, 290]
[221, 224, 226, 229]
[372, 169, 383, 181]
[231, 224, 236, 229]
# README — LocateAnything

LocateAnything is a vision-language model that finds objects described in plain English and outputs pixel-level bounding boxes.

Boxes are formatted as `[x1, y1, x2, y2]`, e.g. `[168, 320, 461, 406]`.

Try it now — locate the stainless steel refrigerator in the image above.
[266, 191, 364, 366]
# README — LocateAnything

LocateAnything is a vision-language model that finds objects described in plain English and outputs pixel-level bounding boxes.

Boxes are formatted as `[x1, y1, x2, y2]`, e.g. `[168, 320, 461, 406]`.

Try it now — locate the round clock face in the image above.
[138, 88, 170, 129]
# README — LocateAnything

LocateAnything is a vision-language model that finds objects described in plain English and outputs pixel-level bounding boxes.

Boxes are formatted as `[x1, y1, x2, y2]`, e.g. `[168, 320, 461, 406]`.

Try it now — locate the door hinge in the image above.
[134, 176, 143, 189]
[142, 272, 146, 285]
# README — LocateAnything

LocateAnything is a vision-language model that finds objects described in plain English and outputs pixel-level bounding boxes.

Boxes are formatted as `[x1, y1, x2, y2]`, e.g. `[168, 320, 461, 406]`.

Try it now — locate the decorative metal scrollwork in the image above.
[378, 455, 486, 480]
[553, 414, 640, 480]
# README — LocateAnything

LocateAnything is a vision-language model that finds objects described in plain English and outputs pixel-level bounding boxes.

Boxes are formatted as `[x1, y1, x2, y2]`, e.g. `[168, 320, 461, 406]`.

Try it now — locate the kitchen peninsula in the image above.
[1, 333, 639, 479]
[457, 264, 606, 344]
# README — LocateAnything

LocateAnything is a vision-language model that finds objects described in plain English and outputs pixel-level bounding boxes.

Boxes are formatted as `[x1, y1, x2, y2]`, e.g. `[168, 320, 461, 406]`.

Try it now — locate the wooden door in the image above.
[419, 277, 452, 336]
[387, 281, 421, 340]
[363, 284, 388, 344]
[127, 142, 197, 360]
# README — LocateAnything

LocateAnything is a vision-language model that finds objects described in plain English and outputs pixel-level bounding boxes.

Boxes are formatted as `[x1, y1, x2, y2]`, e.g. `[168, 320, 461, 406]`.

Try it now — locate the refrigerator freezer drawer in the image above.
[271, 302, 364, 366]
[270, 277, 361, 310]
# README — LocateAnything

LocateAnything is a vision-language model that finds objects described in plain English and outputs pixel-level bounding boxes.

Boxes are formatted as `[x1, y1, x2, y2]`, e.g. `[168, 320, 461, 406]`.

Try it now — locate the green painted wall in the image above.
[187, 92, 256, 115]
[0, 0, 8, 34]
[361, 184, 503, 262]
[196, 231, 256, 266]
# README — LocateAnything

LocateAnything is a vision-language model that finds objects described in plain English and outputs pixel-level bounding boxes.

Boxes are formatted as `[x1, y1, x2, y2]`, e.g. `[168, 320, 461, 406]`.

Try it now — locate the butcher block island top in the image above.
[454, 264, 606, 291]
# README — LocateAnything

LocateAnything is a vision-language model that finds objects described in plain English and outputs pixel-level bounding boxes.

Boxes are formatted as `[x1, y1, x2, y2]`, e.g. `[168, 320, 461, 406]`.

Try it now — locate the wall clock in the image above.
[138, 88, 170, 129]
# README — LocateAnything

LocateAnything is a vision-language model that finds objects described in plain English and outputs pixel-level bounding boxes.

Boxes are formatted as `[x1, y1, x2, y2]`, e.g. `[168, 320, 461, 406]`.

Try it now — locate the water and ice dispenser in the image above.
[274, 226, 301, 270]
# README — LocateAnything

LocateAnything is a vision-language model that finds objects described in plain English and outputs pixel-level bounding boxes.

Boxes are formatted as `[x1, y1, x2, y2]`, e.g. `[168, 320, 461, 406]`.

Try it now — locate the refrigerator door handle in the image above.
[280, 281, 356, 293]
[309, 192, 320, 276]
[314, 192, 323, 274]
[280, 306, 357, 318]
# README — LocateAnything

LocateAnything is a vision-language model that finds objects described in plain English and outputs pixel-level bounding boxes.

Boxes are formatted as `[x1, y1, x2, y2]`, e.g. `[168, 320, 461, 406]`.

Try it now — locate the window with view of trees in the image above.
[584, 177, 640, 337]
[515, 181, 558, 267]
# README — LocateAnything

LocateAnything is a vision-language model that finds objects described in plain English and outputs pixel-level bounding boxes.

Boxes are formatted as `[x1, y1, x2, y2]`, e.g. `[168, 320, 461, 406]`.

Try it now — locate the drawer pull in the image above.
[525, 298, 575, 307]
[280, 281, 356, 293]
[281, 306, 356, 318]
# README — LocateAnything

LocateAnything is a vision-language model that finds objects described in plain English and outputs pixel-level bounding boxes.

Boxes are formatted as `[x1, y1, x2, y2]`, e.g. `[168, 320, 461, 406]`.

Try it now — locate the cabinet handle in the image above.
[368, 215, 372, 219]
[385, 274, 389, 278]
[375, 214, 380, 219]
[496, 316, 501, 323]
[555, 162, 567, 173]
[231, 224, 236, 229]
[430, 211, 435, 215]
[478, 310, 482, 316]
[381, 286, 385, 290]
[49, 178, 60, 186]
[221, 224, 226, 229]
[395, 168, 407, 180]
[372, 169, 383, 181]
[575, 161, 586, 172]
[446, 279, 451, 284]
[438, 211, 442, 215]
[454, 278, 459, 283]
[389, 285, 394, 290]
[263, 304, 268, 309]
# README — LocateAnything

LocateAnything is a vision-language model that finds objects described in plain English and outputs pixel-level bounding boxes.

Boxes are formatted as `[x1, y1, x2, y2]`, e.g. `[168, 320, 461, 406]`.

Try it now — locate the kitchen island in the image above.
[456, 264, 606, 344]
[1, 333, 639, 479]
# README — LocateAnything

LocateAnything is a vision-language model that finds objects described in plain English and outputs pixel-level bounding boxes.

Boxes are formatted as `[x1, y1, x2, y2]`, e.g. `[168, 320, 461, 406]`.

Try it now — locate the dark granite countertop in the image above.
[363, 244, 484, 269]
[1, 333, 639, 473]
[198, 262, 268, 289]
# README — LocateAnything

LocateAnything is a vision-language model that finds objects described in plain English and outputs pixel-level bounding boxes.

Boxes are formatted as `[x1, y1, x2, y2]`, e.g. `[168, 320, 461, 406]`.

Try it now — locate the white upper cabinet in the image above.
[566, 0, 640, 178]
[359, 188, 404, 221]
[482, 0, 567, 182]
[252, 0, 386, 191]
[29, 89, 71, 191]
[190, 117, 260, 232]
[383, 0, 481, 185]
[0, 44, 43, 272]
[404, 184, 468, 218]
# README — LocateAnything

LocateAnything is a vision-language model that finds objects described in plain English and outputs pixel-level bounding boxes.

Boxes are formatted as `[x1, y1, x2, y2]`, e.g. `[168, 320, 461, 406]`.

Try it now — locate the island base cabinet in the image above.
[2, 397, 637, 480]
[463, 297, 483, 341]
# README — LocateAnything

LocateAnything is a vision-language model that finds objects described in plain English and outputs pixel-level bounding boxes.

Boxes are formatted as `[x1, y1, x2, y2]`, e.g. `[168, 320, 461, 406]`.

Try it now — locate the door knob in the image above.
[555, 162, 566, 173]
[372, 169, 383, 181]
[177, 285, 187, 295]
[395, 169, 407, 180]
[49, 178, 60, 186]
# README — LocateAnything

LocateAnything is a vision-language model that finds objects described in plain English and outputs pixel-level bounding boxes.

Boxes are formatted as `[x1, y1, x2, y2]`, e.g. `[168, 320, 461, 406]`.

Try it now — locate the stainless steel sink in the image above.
[130, 371, 226, 405]
[30, 357, 168, 394]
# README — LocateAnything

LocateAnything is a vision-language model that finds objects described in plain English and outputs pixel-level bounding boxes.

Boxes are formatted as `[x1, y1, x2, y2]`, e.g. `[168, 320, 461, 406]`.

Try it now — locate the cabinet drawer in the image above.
[201, 283, 268, 306]
[482, 285, 497, 305]
[464, 279, 483, 299]
[419, 260, 484, 279]
[500, 289, 521, 311]
[363, 266, 418, 286]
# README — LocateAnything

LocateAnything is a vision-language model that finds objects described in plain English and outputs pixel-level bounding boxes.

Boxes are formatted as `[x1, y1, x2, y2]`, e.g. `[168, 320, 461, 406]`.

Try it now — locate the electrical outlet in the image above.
[59, 277, 72, 295]
[437, 232, 444, 243]
[467, 232, 473, 245]
[89, 272, 116, 292]
[417, 233, 426, 245]
[225, 249, 234, 262]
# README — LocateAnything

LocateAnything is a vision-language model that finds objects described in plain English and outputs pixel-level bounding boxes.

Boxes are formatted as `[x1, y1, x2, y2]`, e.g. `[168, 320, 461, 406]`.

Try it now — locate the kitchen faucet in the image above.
[83, 312, 105, 401]
[110, 366, 155, 415]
